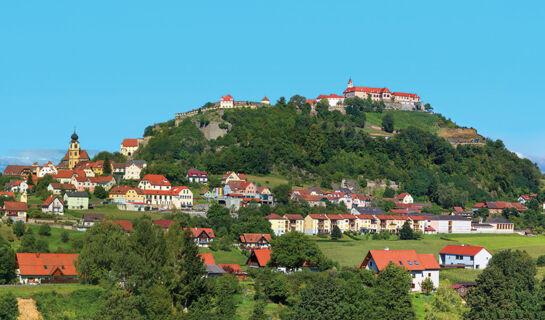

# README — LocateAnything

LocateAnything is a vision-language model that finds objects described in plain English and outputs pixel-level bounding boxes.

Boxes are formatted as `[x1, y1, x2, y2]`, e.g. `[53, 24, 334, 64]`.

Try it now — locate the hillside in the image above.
[137, 100, 541, 206]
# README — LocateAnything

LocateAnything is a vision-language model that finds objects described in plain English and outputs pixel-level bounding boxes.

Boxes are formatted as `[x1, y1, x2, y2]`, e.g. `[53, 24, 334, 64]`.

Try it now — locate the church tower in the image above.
[68, 131, 80, 169]
[347, 78, 353, 88]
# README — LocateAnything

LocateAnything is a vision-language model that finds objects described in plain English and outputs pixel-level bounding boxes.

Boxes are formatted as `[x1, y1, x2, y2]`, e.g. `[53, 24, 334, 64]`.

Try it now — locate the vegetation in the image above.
[0, 292, 19, 320]
[424, 280, 467, 320]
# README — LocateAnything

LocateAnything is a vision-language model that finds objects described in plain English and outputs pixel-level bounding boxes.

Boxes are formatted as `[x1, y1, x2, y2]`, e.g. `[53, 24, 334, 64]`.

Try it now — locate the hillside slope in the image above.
[137, 102, 541, 206]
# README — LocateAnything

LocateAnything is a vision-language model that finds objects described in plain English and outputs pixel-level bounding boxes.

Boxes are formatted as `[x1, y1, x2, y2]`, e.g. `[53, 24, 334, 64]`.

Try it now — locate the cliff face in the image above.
[439, 128, 485, 146]
[196, 121, 231, 140]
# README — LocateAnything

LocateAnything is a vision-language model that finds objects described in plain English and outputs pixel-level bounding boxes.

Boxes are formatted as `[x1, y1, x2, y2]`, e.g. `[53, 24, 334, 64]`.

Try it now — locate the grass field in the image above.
[67, 204, 167, 221]
[1, 223, 84, 252]
[412, 293, 434, 319]
[0, 284, 98, 298]
[440, 268, 483, 283]
[245, 174, 290, 188]
[199, 247, 249, 266]
[441, 234, 545, 258]
[364, 111, 442, 134]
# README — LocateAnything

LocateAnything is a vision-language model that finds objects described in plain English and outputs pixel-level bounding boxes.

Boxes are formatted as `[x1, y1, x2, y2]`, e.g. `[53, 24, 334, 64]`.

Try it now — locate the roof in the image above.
[239, 233, 272, 244]
[453, 206, 464, 212]
[107, 220, 133, 232]
[199, 253, 216, 265]
[360, 250, 440, 271]
[205, 264, 226, 275]
[356, 214, 376, 220]
[121, 139, 139, 147]
[248, 248, 271, 267]
[141, 174, 171, 186]
[284, 214, 304, 220]
[486, 218, 513, 224]
[264, 213, 285, 220]
[186, 227, 215, 238]
[327, 214, 344, 220]
[262, 96, 269, 102]
[187, 168, 208, 177]
[317, 94, 344, 99]
[440, 245, 490, 256]
[3, 201, 28, 212]
[344, 86, 392, 95]
[42, 196, 63, 207]
[126, 160, 147, 168]
[429, 215, 472, 221]
[227, 180, 254, 192]
[472, 203, 486, 208]
[308, 214, 329, 220]
[65, 192, 89, 198]
[219, 264, 245, 274]
[221, 94, 233, 101]
[109, 186, 144, 196]
[16, 253, 78, 277]
[393, 92, 420, 99]
[4, 165, 33, 176]
[49, 183, 76, 190]
[152, 220, 174, 229]
[397, 193, 410, 200]
[451, 282, 477, 289]
[353, 207, 386, 215]
[0, 191, 16, 198]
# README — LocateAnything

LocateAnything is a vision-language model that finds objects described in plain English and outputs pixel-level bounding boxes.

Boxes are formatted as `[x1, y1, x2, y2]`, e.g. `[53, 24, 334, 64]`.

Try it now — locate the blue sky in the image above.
[1, 0, 544, 170]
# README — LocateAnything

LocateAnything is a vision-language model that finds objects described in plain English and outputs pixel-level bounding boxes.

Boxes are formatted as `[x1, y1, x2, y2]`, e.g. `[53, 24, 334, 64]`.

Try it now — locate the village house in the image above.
[171, 186, 194, 208]
[451, 282, 477, 297]
[15, 253, 78, 284]
[316, 94, 345, 108]
[186, 227, 215, 247]
[427, 215, 472, 233]
[284, 214, 305, 233]
[36, 161, 57, 177]
[47, 183, 76, 195]
[120, 139, 142, 157]
[221, 171, 246, 184]
[397, 193, 414, 204]
[187, 169, 209, 184]
[264, 213, 287, 235]
[224, 180, 257, 196]
[219, 264, 248, 279]
[304, 214, 331, 235]
[107, 220, 134, 233]
[2, 201, 28, 222]
[139, 174, 171, 191]
[247, 248, 272, 268]
[439, 245, 492, 269]
[518, 194, 537, 205]
[109, 186, 145, 203]
[351, 194, 373, 208]
[152, 219, 174, 230]
[0, 191, 16, 198]
[360, 249, 440, 292]
[257, 186, 274, 205]
[81, 213, 105, 229]
[64, 192, 89, 210]
[143, 190, 174, 209]
[239, 233, 272, 248]
[41, 196, 64, 215]
[112, 162, 129, 176]
[124, 161, 146, 180]
[9, 180, 28, 193]
[473, 201, 527, 214]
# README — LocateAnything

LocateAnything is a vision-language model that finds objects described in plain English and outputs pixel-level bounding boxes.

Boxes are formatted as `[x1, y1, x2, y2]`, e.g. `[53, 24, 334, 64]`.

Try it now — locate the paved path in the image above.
[16, 298, 43, 320]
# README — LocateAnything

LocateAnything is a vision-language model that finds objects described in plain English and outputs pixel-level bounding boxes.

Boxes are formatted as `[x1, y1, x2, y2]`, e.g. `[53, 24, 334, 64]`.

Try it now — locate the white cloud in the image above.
[0, 149, 99, 171]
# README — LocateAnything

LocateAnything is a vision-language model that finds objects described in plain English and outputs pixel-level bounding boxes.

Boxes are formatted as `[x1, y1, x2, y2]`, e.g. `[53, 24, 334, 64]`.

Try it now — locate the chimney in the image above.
[384, 247, 389, 251]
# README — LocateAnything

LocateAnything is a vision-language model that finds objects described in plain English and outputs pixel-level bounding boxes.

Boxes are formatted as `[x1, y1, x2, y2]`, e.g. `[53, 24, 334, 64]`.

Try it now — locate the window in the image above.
[412, 273, 415, 278]
[398, 261, 403, 266]
[414, 261, 419, 265]
[408, 261, 413, 265]
[428, 273, 431, 277]
[43, 265, 47, 269]
[411, 283, 415, 289]
[470, 256, 474, 261]
[456, 255, 463, 260]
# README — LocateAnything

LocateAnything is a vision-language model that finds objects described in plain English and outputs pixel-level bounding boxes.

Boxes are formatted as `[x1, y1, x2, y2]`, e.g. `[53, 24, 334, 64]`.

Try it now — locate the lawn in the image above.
[442, 234, 545, 258]
[67, 204, 167, 221]
[199, 247, 249, 266]
[440, 268, 483, 283]
[1, 223, 84, 252]
[0, 284, 98, 298]
[245, 174, 289, 188]
[412, 293, 434, 320]
[364, 111, 442, 134]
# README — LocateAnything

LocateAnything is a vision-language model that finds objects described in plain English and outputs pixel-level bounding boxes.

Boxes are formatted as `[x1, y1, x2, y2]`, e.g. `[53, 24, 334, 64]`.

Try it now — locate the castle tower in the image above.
[347, 78, 353, 88]
[68, 131, 80, 169]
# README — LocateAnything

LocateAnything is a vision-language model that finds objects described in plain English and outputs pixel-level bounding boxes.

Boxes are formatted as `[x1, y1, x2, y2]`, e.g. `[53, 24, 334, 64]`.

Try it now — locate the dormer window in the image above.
[414, 261, 419, 265]
[43, 265, 47, 269]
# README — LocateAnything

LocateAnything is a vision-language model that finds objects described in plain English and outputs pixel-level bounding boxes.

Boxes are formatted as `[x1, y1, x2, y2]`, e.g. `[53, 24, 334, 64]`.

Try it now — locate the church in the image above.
[57, 131, 90, 170]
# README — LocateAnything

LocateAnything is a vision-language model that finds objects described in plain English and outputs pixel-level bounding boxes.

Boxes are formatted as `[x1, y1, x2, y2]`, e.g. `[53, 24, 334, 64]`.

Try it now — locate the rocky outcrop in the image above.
[195, 121, 231, 141]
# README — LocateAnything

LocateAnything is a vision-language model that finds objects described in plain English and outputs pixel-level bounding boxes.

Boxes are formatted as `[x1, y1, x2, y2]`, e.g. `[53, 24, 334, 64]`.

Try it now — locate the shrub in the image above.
[0, 292, 19, 320]
[61, 230, 70, 243]
[537, 255, 545, 266]
[38, 224, 52, 236]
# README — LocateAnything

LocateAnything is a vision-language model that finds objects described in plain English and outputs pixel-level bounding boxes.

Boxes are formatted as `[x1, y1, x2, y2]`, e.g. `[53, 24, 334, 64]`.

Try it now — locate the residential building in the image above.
[0, 191, 16, 198]
[41, 196, 64, 215]
[152, 219, 174, 230]
[284, 214, 305, 233]
[397, 193, 414, 204]
[239, 233, 272, 248]
[37, 162, 57, 178]
[81, 214, 105, 228]
[64, 192, 89, 210]
[439, 245, 492, 269]
[57, 131, 90, 170]
[187, 169, 209, 184]
[2, 201, 28, 222]
[124, 163, 144, 180]
[247, 248, 272, 268]
[171, 186, 193, 208]
[9, 180, 28, 193]
[220, 94, 234, 108]
[355, 214, 379, 233]
[518, 194, 537, 205]
[107, 220, 133, 232]
[139, 174, 171, 190]
[120, 139, 142, 157]
[224, 181, 257, 195]
[47, 183, 76, 195]
[109, 186, 145, 203]
[427, 216, 472, 233]
[360, 249, 440, 292]
[316, 94, 344, 107]
[186, 227, 215, 247]
[15, 253, 78, 284]
[258, 186, 274, 205]
[264, 213, 287, 235]
[219, 264, 248, 279]
[304, 214, 331, 235]
[221, 171, 246, 184]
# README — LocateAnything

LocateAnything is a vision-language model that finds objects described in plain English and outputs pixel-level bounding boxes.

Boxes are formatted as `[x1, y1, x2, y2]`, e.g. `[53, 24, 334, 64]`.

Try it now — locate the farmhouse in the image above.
[186, 227, 215, 247]
[239, 233, 272, 248]
[2, 201, 28, 222]
[187, 169, 208, 184]
[64, 192, 89, 210]
[41, 196, 64, 215]
[16, 253, 78, 284]
[247, 248, 272, 268]
[360, 249, 440, 292]
[439, 245, 492, 269]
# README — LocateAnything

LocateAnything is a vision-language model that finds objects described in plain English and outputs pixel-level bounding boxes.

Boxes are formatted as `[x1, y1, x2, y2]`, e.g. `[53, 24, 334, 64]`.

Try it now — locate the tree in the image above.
[94, 185, 108, 199]
[331, 226, 342, 240]
[537, 255, 545, 267]
[466, 250, 539, 319]
[38, 224, 51, 236]
[424, 280, 467, 320]
[0, 292, 19, 320]
[103, 158, 112, 175]
[316, 99, 330, 119]
[165, 224, 206, 309]
[421, 277, 434, 294]
[214, 275, 238, 319]
[26, 174, 34, 186]
[61, 230, 70, 243]
[383, 187, 395, 198]
[93, 288, 144, 320]
[249, 300, 267, 320]
[272, 184, 291, 205]
[0, 239, 16, 284]
[18, 233, 37, 253]
[269, 231, 333, 270]
[291, 275, 344, 320]
[12, 221, 25, 238]
[472, 208, 489, 222]
[36, 239, 50, 253]
[374, 264, 415, 320]
[400, 221, 419, 240]
[424, 103, 433, 112]
[382, 113, 394, 133]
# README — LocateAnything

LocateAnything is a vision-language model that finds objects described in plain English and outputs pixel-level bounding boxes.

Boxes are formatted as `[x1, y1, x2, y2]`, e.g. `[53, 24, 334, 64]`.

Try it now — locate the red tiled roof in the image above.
[227, 180, 253, 192]
[453, 206, 464, 212]
[199, 253, 216, 265]
[16, 253, 78, 276]
[356, 214, 376, 220]
[0, 191, 16, 198]
[317, 94, 344, 99]
[344, 86, 392, 95]
[3, 201, 28, 212]
[249, 248, 271, 267]
[219, 264, 244, 273]
[55, 170, 76, 179]
[327, 214, 344, 220]
[397, 193, 410, 200]
[221, 94, 233, 101]
[3, 165, 32, 176]
[284, 214, 304, 220]
[308, 214, 328, 220]
[304, 99, 317, 105]
[187, 169, 208, 177]
[49, 183, 76, 190]
[89, 176, 114, 183]
[393, 92, 420, 99]
[472, 203, 486, 208]
[171, 186, 191, 194]
[185, 227, 215, 238]
[262, 97, 269, 102]
[152, 220, 174, 229]
[239, 233, 272, 244]
[107, 220, 133, 232]
[264, 213, 285, 220]
[141, 174, 171, 186]
[360, 250, 439, 271]
[122, 139, 139, 147]
[439, 245, 490, 256]
[42, 196, 63, 208]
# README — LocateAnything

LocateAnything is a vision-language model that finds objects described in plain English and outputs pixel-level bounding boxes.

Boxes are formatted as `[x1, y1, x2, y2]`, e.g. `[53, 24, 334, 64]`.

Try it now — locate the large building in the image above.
[120, 139, 143, 157]
[58, 131, 90, 170]
[343, 78, 421, 104]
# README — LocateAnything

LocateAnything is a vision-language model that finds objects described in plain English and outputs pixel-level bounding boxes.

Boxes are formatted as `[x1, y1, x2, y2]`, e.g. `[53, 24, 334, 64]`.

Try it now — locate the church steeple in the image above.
[68, 130, 80, 169]
[347, 78, 353, 88]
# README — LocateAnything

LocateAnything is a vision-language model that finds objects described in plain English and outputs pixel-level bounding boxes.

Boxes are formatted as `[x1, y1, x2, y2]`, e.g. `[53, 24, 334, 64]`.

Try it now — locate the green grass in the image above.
[34, 287, 105, 320]
[412, 293, 434, 320]
[199, 247, 249, 266]
[236, 280, 284, 319]
[440, 268, 483, 283]
[67, 204, 166, 221]
[1, 223, 84, 252]
[0, 284, 98, 298]
[442, 234, 545, 258]
[364, 111, 441, 134]
[245, 174, 289, 188]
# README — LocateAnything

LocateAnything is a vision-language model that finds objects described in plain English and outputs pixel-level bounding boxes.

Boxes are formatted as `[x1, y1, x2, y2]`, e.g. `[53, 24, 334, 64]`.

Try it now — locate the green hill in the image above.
[137, 99, 541, 207]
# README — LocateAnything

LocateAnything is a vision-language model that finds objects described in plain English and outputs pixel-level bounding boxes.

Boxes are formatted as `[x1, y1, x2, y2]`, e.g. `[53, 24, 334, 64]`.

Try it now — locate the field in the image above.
[67, 204, 168, 221]
[364, 111, 442, 134]
[1, 223, 84, 252]
[199, 247, 249, 266]
[244, 174, 290, 188]
[0, 284, 98, 298]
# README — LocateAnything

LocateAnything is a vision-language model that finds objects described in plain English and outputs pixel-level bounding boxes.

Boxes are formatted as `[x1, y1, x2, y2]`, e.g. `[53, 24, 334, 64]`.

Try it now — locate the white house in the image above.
[139, 174, 171, 191]
[220, 94, 234, 108]
[397, 193, 414, 204]
[427, 216, 472, 233]
[360, 249, 440, 292]
[37, 162, 57, 178]
[172, 186, 193, 208]
[124, 163, 143, 180]
[316, 94, 344, 107]
[41, 196, 64, 215]
[10, 180, 28, 193]
[439, 245, 492, 269]
[187, 169, 208, 184]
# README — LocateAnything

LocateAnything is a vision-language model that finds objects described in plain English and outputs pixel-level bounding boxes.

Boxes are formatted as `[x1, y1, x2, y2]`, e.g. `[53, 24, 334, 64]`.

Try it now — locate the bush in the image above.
[0, 292, 19, 320]
[372, 231, 391, 240]
[61, 230, 70, 243]
[331, 226, 342, 240]
[12, 221, 25, 238]
[537, 255, 545, 266]
[38, 224, 52, 236]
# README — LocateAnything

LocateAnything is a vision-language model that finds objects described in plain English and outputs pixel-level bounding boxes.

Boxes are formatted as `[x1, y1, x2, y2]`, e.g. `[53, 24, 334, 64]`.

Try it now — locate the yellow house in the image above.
[355, 214, 379, 232]
[284, 214, 305, 233]
[109, 186, 145, 202]
[304, 214, 331, 235]
[264, 213, 287, 236]
[221, 171, 246, 184]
